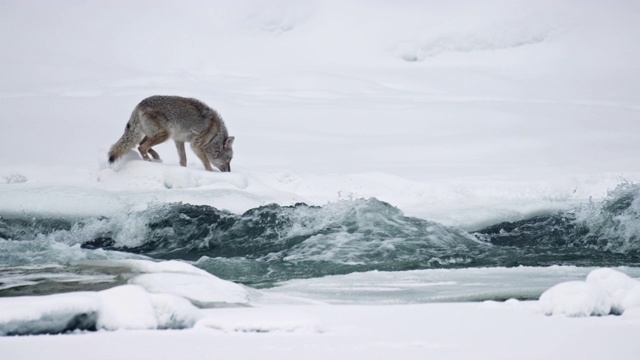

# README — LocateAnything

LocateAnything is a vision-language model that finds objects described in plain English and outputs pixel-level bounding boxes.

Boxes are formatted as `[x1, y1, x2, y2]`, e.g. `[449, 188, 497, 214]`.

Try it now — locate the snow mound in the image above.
[586, 268, 640, 314]
[539, 268, 640, 317]
[97, 285, 158, 330]
[538, 281, 611, 317]
[149, 293, 200, 329]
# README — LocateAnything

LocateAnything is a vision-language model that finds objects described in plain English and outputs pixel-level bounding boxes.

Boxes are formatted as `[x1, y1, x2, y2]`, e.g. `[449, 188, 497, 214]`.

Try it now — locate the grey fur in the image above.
[108, 96, 234, 172]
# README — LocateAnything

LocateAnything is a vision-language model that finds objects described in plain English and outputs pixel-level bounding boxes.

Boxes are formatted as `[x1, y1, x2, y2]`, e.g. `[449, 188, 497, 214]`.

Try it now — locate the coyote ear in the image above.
[225, 136, 235, 150]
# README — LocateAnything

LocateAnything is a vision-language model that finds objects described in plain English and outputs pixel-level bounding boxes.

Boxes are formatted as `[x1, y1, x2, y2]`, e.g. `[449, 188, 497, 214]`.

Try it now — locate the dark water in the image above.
[1, 183, 640, 288]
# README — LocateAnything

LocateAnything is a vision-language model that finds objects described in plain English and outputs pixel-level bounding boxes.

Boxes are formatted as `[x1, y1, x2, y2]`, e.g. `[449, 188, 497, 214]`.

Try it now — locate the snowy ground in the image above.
[2, 0, 640, 358]
[3, 302, 640, 360]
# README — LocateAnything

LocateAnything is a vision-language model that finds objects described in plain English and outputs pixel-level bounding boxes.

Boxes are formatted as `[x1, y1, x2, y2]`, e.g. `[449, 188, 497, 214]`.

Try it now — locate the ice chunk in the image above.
[538, 281, 611, 317]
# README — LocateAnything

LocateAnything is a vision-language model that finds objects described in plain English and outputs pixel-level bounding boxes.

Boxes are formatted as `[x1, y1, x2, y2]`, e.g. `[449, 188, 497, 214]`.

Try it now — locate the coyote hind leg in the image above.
[138, 132, 169, 161]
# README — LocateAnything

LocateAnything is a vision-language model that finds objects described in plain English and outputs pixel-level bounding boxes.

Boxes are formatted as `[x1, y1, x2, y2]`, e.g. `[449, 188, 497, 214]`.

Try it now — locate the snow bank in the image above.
[539, 268, 640, 317]
[0, 260, 250, 335]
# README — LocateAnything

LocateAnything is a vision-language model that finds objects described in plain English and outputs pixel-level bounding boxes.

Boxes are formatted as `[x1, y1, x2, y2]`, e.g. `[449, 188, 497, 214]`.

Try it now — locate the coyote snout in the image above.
[107, 95, 234, 172]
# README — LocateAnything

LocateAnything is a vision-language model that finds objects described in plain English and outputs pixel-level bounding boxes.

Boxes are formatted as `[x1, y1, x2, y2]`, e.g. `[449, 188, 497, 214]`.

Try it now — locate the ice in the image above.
[116, 259, 213, 276]
[264, 266, 640, 305]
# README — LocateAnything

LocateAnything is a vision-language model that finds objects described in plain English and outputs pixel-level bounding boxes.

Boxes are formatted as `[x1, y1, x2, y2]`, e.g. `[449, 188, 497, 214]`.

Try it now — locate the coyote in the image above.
[108, 96, 234, 172]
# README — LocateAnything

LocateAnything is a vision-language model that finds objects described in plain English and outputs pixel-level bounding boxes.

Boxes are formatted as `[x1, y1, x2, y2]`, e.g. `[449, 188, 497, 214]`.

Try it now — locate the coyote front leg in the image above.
[138, 132, 169, 161]
[191, 144, 213, 171]
[139, 136, 161, 161]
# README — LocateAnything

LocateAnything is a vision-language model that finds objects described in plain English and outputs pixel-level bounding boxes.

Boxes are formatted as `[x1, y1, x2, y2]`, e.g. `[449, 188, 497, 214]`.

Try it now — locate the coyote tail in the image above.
[108, 109, 143, 164]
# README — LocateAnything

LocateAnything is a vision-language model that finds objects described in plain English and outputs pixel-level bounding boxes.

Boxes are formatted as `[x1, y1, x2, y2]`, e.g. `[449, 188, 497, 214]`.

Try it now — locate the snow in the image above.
[1, 0, 640, 230]
[586, 268, 640, 314]
[194, 306, 323, 334]
[2, 0, 640, 358]
[148, 293, 199, 330]
[0, 284, 201, 335]
[0, 260, 248, 334]
[0, 292, 98, 336]
[539, 268, 640, 317]
[3, 266, 640, 337]
[2, 301, 640, 360]
[538, 281, 612, 317]
[97, 285, 158, 331]
[130, 273, 250, 307]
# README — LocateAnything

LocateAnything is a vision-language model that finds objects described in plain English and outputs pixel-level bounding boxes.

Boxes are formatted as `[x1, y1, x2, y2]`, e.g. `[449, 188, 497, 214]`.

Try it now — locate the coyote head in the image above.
[205, 136, 234, 172]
